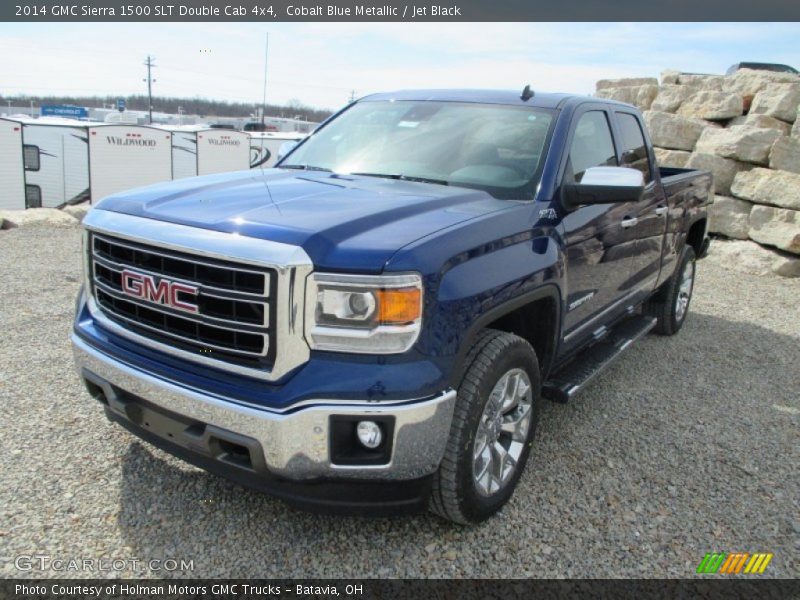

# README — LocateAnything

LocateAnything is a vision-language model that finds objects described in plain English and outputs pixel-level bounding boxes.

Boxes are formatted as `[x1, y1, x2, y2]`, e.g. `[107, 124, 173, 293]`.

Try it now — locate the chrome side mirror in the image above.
[561, 166, 645, 209]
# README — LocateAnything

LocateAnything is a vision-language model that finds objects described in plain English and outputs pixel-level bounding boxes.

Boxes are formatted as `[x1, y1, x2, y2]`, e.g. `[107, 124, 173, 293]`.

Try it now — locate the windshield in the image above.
[281, 100, 555, 200]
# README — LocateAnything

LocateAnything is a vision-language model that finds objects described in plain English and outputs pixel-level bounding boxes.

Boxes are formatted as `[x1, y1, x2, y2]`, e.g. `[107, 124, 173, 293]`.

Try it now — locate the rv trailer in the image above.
[0, 116, 90, 209]
[196, 129, 250, 175]
[156, 124, 199, 179]
[15, 117, 91, 208]
[247, 131, 307, 169]
[0, 118, 26, 210]
[87, 124, 172, 201]
[157, 126, 250, 179]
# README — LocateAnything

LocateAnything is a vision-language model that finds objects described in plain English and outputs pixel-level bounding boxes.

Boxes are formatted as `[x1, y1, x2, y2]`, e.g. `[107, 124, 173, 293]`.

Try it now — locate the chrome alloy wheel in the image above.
[675, 258, 695, 323]
[472, 368, 534, 497]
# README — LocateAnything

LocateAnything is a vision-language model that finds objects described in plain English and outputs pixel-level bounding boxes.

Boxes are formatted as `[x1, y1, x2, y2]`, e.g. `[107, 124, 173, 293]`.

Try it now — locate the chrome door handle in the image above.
[654, 206, 668, 216]
[620, 217, 639, 228]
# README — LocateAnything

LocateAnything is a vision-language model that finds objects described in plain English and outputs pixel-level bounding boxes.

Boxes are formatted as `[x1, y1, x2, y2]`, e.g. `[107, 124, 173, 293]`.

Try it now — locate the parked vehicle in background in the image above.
[248, 131, 306, 168]
[0, 116, 90, 209]
[726, 62, 799, 75]
[0, 118, 26, 209]
[156, 126, 251, 179]
[86, 125, 173, 201]
[243, 121, 278, 132]
[73, 89, 712, 523]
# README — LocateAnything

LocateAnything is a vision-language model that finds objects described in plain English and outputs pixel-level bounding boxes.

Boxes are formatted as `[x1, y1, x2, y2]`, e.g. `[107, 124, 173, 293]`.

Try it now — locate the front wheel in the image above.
[430, 329, 540, 524]
[645, 245, 696, 336]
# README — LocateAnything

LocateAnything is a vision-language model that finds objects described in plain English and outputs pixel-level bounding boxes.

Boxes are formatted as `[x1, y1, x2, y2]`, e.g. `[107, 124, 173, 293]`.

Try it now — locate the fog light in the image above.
[356, 420, 383, 449]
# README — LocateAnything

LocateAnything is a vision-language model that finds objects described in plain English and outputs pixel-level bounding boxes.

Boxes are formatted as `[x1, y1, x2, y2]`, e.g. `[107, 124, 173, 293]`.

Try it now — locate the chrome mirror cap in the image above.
[580, 166, 645, 187]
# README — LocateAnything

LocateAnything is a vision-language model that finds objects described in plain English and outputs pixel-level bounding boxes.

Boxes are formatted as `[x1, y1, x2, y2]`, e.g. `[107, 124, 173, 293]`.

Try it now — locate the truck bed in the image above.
[659, 166, 713, 194]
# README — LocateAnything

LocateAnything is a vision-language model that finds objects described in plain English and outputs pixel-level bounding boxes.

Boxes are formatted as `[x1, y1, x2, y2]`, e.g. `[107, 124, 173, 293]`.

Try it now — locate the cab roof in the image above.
[359, 89, 629, 110]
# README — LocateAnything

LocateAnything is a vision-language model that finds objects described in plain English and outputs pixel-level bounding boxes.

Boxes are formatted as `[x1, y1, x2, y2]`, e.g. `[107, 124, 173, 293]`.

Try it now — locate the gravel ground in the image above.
[0, 225, 798, 579]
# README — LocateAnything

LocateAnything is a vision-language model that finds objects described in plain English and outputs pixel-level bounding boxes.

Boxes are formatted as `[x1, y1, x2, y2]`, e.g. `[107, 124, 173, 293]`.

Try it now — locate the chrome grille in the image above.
[90, 233, 275, 370]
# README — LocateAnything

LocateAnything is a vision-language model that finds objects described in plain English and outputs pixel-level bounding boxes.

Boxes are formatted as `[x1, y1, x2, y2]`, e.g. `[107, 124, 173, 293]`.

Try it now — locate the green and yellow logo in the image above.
[696, 552, 773, 574]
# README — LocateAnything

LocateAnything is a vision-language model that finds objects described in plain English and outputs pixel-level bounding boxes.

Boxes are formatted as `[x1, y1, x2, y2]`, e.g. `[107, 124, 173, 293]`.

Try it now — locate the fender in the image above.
[449, 283, 562, 387]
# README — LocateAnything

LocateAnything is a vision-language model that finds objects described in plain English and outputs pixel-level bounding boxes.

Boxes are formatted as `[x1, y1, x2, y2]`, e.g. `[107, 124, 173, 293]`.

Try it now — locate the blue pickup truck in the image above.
[73, 89, 712, 523]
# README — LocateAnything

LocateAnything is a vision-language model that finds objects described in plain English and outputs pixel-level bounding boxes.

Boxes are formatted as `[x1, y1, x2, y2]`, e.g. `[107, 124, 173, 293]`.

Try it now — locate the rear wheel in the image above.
[430, 329, 540, 524]
[645, 245, 696, 336]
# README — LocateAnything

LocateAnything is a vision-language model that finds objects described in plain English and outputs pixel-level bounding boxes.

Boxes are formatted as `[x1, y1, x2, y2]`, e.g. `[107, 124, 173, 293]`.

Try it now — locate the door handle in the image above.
[620, 217, 639, 228]
[654, 206, 668, 216]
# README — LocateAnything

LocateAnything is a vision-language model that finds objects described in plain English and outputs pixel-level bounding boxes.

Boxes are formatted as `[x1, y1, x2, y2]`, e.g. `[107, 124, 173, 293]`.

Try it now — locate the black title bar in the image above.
[3, 580, 800, 600]
[5, 0, 800, 21]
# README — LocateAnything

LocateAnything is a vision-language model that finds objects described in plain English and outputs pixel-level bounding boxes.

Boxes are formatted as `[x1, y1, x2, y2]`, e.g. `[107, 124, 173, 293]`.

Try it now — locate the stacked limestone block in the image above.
[595, 69, 800, 277]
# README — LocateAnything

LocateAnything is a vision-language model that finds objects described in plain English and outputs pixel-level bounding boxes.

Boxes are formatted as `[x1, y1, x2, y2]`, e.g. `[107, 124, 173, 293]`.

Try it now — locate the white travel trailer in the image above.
[0, 118, 25, 209]
[0, 116, 91, 209]
[247, 131, 307, 169]
[155, 125, 199, 179]
[87, 125, 172, 201]
[195, 129, 250, 175]
[16, 117, 91, 208]
[157, 126, 250, 179]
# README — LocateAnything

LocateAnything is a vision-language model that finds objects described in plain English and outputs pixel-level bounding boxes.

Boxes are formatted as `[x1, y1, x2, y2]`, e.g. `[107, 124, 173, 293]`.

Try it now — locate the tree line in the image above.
[0, 94, 334, 122]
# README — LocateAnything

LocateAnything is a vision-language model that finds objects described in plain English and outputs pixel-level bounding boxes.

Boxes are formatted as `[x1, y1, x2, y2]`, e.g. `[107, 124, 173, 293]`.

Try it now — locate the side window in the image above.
[25, 185, 42, 208]
[23, 145, 40, 171]
[568, 111, 617, 182]
[616, 112, 652, 182]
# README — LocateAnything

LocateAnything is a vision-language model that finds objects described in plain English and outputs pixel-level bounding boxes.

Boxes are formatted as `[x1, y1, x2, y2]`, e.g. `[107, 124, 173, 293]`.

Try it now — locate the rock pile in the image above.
[596, 69, 800, 277]
[0, 204, 88, 230]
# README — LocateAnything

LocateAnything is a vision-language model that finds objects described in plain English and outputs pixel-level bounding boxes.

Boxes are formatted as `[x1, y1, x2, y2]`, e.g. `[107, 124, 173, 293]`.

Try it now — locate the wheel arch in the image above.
[451, 284, 562, 387]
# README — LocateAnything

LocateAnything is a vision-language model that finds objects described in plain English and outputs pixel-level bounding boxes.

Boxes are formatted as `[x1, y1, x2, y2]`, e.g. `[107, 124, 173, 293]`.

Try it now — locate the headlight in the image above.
[305, 272, 423, 354]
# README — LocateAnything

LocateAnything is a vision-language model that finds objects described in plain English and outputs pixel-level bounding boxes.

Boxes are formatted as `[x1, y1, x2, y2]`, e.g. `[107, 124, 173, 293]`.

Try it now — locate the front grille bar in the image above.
[93, 234, 270, 297]
[95, 289, 269, 358]
[81, 209, 314, 382]
[90, 233, 273, 367]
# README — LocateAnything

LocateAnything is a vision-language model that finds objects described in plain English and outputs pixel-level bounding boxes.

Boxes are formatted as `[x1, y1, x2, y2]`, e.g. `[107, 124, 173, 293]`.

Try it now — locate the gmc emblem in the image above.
[120, 269, 199, 314]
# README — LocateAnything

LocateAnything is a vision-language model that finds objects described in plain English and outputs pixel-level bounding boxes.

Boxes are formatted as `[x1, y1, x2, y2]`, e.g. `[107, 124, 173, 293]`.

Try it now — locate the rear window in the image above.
[616, 112, 652, 183]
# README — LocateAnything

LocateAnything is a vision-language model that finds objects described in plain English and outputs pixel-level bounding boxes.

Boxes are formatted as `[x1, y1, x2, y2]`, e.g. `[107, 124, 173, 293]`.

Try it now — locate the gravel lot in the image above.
[1, 225, 798, 579]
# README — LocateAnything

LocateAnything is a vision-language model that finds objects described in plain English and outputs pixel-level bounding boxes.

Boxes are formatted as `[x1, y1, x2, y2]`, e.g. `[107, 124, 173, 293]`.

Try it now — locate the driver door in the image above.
[560, 107, 640, 343]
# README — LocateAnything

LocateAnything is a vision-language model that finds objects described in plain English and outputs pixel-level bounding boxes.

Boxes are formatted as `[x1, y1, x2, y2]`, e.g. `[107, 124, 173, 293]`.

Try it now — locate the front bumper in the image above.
[73, 334, 456, 488]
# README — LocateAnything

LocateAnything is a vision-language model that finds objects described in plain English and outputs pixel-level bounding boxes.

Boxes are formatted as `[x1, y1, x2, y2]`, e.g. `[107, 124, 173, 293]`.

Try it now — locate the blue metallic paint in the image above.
[76, 91, 711, 412]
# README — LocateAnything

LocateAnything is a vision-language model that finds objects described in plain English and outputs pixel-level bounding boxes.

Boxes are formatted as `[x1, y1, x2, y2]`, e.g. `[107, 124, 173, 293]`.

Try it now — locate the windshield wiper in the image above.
[281, 164, 332, 172]
[348, 172, 449, 186]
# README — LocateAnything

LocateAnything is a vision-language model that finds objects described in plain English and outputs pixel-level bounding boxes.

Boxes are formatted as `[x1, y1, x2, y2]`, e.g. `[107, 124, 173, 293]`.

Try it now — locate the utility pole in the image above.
[349, 90, 356, 103]
[177, 106, 183, 125]
[143, 55, 156, 124]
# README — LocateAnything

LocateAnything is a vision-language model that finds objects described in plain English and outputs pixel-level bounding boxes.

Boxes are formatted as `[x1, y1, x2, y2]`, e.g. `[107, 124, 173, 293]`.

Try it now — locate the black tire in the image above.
[430, 329, 541, 524]
[645, 245, 696, 336]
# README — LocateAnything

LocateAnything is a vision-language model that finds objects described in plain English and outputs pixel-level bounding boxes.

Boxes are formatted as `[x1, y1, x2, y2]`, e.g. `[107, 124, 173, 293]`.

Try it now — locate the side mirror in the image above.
[561, 166, 645, 210]
[276, 141, 298, 162]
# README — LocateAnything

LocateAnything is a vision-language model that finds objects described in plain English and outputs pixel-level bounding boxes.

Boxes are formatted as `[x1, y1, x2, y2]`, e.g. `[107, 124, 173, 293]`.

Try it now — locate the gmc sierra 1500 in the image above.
[73, 89, 712, 523]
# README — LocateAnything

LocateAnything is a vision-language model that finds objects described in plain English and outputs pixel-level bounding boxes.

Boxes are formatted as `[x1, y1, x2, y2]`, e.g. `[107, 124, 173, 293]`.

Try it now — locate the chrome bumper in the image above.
[72, 334, 456, 481]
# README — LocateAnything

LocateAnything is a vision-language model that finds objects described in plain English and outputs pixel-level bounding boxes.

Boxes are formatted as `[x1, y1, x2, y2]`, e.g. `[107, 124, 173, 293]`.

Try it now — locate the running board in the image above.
[542, 315, 657, 403]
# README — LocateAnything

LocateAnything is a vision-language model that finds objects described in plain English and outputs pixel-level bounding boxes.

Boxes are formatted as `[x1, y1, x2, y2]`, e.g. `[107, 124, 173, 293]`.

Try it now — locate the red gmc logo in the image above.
[120, 269, 199, 314]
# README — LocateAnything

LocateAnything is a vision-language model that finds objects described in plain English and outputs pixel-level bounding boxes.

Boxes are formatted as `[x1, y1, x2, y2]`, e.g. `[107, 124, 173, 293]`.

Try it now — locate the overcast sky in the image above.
[2, 22, 799, 111]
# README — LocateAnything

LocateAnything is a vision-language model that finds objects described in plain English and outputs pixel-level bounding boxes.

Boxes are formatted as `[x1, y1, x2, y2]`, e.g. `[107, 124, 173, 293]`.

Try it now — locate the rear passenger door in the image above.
[560, 106, 639, 339]
[611, 110, 667, 293]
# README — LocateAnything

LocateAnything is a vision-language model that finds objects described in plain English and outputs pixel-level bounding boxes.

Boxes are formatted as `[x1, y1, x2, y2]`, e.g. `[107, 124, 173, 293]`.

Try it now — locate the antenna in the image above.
[520, 84, 534, 101]
[261, 33, 269, 125]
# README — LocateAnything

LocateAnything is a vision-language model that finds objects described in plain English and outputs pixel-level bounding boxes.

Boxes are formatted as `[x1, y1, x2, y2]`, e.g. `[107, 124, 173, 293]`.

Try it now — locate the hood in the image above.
[94, 169, 512, 271]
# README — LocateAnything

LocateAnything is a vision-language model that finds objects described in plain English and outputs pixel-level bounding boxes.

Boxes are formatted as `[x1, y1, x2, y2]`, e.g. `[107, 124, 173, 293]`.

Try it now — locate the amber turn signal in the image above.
[377, 287, 422, 325]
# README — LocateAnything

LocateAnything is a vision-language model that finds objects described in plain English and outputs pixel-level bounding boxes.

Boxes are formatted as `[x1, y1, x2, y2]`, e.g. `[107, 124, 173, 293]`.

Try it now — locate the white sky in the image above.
[1, 22, 799, 111]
